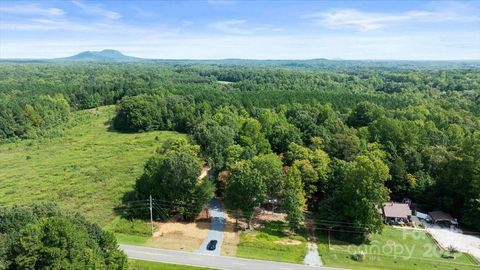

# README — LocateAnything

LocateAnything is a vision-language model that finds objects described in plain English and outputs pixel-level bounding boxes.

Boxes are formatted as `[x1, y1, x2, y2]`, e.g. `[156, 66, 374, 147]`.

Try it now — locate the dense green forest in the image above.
[1, 62, 479, 242]
[0, 203, 127, 269]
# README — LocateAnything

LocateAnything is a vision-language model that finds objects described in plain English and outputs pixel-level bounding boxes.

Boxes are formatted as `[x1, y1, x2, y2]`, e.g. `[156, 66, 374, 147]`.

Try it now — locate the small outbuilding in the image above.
[428, 211, 458, 228]
[382, 202, 412, 225]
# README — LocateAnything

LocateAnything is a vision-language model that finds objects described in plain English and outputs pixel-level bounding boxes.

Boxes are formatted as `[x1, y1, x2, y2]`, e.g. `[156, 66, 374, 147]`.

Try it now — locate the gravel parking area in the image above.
[425, 223, 480, 260]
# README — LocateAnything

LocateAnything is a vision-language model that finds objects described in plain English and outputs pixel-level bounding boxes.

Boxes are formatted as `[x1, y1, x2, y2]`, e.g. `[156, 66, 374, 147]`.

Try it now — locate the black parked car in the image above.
[207, 240, 217, 251]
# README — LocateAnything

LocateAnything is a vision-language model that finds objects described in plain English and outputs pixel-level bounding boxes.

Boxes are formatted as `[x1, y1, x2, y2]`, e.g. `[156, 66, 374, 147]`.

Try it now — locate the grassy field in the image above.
[129, 260, 216, 270]
[236, 221, 308, 263]
[0, 106, 186, 227]
[317, 227, 480, 270]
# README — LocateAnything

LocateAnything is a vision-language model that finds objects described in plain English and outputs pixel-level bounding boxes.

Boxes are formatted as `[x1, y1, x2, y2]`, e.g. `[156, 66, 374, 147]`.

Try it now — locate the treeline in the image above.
[0, 94, 70, 140]
[0, 63, 214, 140]
[1, 63, 478, 140]
[1, 63, 479, 238]
[115, 90, 480, 240]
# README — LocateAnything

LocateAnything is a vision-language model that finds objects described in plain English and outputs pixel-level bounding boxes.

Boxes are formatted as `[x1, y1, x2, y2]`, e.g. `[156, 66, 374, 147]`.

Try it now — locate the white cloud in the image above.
[0, 17, 174, 35]
[1, 18, 111, 32]
[306, 9, 432, 31]
[210, 20, 250, 34]
[71, 0, 121, 20]
[0, 3, 65, 17]
[1, 1, 479, 60]
[2, 30, 479, 60]
[210, 20, 277, 35]
[305, 3, 480, 31]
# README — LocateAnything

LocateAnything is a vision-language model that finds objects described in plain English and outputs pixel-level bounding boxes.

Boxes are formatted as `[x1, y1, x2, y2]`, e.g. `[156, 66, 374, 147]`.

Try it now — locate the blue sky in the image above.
[1, 0, 479, 59]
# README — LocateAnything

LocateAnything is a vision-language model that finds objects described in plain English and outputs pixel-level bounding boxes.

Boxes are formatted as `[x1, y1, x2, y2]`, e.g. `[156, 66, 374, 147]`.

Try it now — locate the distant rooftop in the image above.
[428, 211, 455, 222]
[383, 202, 411, 218]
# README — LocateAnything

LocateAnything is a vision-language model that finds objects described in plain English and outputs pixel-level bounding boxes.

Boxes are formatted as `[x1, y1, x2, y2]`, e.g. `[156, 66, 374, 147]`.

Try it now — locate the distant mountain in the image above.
[59, 49, 145, 62]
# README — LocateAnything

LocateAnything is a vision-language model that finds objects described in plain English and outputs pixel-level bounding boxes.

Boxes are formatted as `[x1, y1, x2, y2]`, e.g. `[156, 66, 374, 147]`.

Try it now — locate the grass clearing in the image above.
[236, 221, 307, 263]
[217, 80, 234, 85]
[0, 106, 187, 227]
[317, 227, 480, 270]
[115, 233, 150, 246]
[107, 217, 152, 236]
[129, 260, 216, 270]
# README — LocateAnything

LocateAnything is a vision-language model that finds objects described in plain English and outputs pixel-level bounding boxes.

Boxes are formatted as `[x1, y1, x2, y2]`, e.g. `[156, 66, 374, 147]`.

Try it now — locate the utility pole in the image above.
[149, 195, 153, 236]
[328, 226, 332, 250]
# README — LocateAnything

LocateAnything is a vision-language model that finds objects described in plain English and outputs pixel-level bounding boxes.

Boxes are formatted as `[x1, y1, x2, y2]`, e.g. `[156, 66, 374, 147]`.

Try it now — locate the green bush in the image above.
[351, 251, 366, 261]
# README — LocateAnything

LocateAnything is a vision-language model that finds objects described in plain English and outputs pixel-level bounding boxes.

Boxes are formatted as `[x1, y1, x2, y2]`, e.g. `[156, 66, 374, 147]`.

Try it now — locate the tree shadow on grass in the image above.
[104, 119, 140, 134]
[113, 190, 151, 221]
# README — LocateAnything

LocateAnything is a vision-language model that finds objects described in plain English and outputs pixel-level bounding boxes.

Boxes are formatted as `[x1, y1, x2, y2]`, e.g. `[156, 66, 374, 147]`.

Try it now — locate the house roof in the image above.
[383, 202, 411, 218]
[428, 211, 455, 222]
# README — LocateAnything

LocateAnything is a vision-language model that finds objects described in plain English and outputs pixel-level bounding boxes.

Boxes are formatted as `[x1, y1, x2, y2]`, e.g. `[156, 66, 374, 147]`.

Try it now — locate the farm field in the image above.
[317, 227, 480, 270]
[0, 106, 187, 227]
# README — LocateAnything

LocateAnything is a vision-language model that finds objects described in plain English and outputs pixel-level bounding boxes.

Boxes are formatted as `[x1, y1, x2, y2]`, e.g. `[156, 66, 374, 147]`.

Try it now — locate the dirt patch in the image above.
[146, 220, 210, 252]
[198, 165, 210, 180]
[229, 209, 287, 230]
[221, 213, 240, 256]
[274, 239, 302, 245]
[254, 209, 286, 223]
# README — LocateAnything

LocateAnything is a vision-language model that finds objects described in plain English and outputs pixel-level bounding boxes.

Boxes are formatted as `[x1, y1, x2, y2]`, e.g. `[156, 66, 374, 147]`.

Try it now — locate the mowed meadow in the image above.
[0, 106, 186, 226]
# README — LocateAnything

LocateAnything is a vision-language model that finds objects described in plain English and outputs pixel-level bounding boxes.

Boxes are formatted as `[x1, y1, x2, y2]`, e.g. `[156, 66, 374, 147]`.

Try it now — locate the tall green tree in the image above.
[291, 160, 318, 200]
[251, 154, 285, 201]
[193, 119, 236, 170]
[283, 166, 306, 232]
[128, 138, 214, 220]
[321, 154, 390, 243]
[309, 149, 331, 196]
[238, 118, 271, 157]
[225, 161, 267, 229]
[347, 101, 383, 128]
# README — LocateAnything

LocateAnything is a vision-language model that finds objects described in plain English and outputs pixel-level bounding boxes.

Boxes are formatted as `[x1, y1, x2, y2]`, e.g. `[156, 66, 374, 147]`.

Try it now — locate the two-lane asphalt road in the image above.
[120, 244, 343, 270]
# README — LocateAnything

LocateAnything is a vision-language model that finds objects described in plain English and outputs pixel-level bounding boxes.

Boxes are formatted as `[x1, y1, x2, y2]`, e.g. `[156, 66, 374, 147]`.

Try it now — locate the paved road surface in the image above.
[121, 244, 343, 270]
[197, 198, 225, 255]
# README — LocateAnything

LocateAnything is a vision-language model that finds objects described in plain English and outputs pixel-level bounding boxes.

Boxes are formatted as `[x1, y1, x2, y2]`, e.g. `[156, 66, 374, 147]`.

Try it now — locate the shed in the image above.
[428, 211, 458, 227]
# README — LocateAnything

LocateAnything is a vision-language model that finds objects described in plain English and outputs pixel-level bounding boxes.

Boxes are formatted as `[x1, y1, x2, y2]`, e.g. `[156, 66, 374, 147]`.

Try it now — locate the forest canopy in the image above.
[0, 203, 128, 270]
[0, 61, 479, 239]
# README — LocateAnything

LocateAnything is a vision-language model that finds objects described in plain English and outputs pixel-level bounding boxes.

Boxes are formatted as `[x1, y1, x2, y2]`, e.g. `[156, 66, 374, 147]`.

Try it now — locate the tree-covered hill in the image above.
[0, 61, 479, 237]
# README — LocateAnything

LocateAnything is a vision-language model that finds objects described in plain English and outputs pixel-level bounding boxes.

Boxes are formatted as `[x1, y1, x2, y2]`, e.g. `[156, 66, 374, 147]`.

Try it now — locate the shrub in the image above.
[447, 245, 459, 254]
[351, 251, 366, 261]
